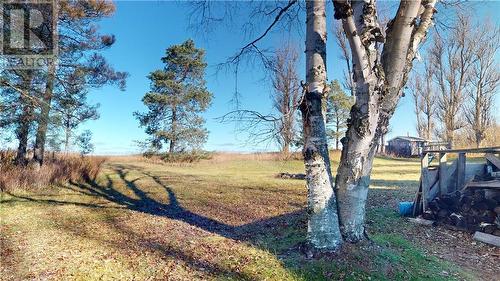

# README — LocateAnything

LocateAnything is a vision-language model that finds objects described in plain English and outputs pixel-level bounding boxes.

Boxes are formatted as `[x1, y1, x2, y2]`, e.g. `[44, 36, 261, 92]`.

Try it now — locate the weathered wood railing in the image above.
[419, 146, 500, 213]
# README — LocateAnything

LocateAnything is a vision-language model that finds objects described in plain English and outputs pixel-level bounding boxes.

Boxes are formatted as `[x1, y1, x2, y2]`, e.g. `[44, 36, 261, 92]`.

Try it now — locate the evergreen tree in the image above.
[135, 40, 213, 153]
[76, 130, 94, 156]
[1, 1, 127, 165]
[0, 70, 41, 165]
[326, 80, 354, 150]
[33, 0, 127, 165]
[54, 73, 99, 152]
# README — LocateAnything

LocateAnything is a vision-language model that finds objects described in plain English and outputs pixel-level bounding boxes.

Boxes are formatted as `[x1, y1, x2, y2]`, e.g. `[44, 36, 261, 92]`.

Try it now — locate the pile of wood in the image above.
[422, 182, 500, 236]
[276, 172, 306, 180]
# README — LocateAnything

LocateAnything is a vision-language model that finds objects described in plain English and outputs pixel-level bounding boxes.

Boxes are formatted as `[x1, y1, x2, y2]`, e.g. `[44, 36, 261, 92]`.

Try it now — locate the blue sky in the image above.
[81, 1, 500, 155]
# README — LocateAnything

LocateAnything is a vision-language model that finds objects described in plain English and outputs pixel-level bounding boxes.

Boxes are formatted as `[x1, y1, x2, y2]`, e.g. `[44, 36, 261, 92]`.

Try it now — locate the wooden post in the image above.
[421, 152, 429, 211]
[473, 231, 500, 247]
[456, 153, 466, 191]
[439, 152, 448, 195]
[485, 153, 500, 169]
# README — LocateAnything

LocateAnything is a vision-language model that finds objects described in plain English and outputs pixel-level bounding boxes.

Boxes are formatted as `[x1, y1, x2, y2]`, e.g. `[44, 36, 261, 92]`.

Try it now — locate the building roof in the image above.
[388, 136, 427, 142]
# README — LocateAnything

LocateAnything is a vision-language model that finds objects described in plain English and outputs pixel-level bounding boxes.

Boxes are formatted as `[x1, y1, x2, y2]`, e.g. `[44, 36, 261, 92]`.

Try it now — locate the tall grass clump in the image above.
[0, 151, 106, 192]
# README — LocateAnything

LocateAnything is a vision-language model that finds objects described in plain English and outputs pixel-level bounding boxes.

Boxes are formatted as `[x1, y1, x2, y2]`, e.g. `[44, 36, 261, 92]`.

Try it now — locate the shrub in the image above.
[0, 151, 106, 192]
[143, 150, 213, 163]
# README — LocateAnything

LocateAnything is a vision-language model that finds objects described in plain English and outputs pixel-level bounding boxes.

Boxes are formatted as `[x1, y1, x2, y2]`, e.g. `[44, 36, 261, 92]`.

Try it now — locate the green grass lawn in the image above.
[0, 154, 487, 280]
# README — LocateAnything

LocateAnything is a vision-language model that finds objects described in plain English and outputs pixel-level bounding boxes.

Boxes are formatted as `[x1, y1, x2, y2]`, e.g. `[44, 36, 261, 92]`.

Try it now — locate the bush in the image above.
[0, 151, 106, 192]
[143, 151, 213, 163]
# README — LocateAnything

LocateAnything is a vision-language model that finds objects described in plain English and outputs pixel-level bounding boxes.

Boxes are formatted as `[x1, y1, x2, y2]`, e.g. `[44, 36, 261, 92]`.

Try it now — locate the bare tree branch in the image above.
[230, 0, 298, 63]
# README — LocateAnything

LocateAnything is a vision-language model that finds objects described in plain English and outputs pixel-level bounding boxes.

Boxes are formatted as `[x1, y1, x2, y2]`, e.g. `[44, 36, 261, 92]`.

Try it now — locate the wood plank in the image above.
[423, 170, 439, 208]
[460, 178, 475, 192]
[444, 159, 458, 193]
[485, 153, 500, 170]
[421, 153, 429, 212]
[408, 218, 436, 226]
[456, 153, 466, 191]
[473, 231, 500, 247]
[423, 146, 500, 154]
[412, 178, 423, 216]
[465, 179, 500, 190]
[439, 153, 448, 195]
[427, 180, 440, 202]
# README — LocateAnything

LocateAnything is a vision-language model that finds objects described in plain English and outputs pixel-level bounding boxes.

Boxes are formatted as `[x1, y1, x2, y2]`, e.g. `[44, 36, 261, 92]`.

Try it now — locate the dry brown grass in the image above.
[0, 151, 106, 192]
[106, 150, 345, 166]
[106, 152, 300, 165]
[205, 150, 346, 164]
[1, 156, 486, 280]
[207, 152, 298, 163]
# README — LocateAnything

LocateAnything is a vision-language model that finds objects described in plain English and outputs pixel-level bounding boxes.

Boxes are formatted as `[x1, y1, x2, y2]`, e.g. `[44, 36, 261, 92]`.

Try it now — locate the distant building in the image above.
[386, 136, 427, 157]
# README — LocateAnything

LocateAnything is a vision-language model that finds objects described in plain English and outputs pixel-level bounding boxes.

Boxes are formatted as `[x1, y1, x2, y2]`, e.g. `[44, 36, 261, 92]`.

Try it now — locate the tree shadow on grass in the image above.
[3, 163, 419, 250]
[37, 163, 305, 249]
[2, 163, 306, 279]
[1, 162, 439, 279]
[47, 209, 257, 280]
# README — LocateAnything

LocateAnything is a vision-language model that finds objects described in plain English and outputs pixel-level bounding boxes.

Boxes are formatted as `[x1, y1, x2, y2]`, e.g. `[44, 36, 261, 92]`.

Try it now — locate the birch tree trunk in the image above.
[333, 0, 437, 242]
[33, 64, 56, 166]
[333, 0, 383, 242]
[300, 0, 342, 251]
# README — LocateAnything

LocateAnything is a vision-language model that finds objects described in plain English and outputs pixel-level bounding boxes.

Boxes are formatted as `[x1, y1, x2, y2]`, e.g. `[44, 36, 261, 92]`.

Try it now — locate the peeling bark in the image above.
[333, 0, 437, 242]
[301, 0, 342, 251]
[333, 0, 383, 242]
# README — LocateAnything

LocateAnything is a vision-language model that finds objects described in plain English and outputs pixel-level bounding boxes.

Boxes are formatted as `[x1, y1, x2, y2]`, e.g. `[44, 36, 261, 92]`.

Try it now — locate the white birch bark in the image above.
[333, 0, 437, 242]
[301, 0, 342, 251]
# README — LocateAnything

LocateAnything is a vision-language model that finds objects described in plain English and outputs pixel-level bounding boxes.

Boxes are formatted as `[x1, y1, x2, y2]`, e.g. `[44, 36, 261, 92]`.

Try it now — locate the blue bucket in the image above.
[398, 201, 414, 217]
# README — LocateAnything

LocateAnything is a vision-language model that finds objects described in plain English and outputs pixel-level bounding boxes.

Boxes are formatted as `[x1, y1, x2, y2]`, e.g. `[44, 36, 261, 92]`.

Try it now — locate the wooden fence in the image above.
[415, 146, 500, 215]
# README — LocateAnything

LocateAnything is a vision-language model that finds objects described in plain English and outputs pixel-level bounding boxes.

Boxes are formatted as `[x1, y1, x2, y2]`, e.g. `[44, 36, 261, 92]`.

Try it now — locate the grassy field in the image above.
[1, 153, 498, 280]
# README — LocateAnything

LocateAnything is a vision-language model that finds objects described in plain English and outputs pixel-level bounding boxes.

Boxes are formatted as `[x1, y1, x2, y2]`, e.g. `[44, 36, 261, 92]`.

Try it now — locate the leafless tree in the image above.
[409, 58, 436, 140]
[464, 20, 500, 147]
[271, 44, 301, 155]
[333, 22, 354, 96]
[430, 14, 477, 147]
[216, 44, 301, 154]
[410, 75, 425, 138]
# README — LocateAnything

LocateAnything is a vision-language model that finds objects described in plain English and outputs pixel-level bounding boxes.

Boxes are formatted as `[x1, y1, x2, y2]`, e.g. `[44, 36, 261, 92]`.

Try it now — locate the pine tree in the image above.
[1, 1, 127, 165]
[135, 40, 213, 153]
[56, 86, 99, 152]
[0, 70, 40, 165]
[76, 130, 94, 156]
[326, 80, 354, 150]
[33, 0, 127, 165]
